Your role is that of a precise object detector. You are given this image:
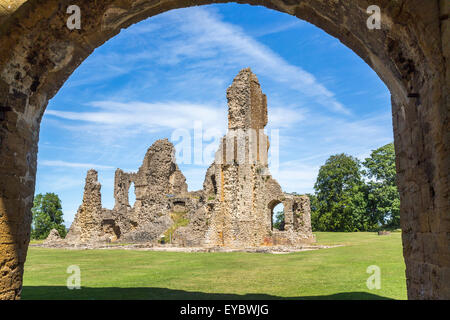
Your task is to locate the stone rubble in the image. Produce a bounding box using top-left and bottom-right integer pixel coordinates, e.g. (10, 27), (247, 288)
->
(43, 228), (62, 245)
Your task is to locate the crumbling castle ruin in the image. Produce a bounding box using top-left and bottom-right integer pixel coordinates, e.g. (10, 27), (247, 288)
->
(63, 68), (314, 248)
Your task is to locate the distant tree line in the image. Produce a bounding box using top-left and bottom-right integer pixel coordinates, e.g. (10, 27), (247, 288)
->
(308, 143), (400, 232)
(31, 143), (400, 237)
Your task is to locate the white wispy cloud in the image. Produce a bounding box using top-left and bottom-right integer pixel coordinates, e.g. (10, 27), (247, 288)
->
(36, 174), (85, 193)
(267, 107), (307, 129)
(46, 101), (228, 132)
(151, 7), (349, 114)
(251, 20), (306, 37)
(40, 160), (114, 169)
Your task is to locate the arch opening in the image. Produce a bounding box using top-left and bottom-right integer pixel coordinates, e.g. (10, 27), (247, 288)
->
(128, 182), (136, 208)
(271, 202), (285, 231)
(0, 0), (446, 301)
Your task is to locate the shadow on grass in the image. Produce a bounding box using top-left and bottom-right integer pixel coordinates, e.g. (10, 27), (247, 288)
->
(22, 286), (393, 300)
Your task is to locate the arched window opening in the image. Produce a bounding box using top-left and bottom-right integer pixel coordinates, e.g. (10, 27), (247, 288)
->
(128, 182), (136, 207)
(272, 203), (285, 231)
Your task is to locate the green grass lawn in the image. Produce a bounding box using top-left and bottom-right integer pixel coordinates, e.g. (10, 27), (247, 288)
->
(22, 232), (407, 300)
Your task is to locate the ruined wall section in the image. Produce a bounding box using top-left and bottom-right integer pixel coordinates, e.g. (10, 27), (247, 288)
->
(171, 191), (211, 246)
(263, 178), (315, 245)
(292, 195), (313, 239)
(113, 169), (136, 211)
(108, 169), (136, 237)
(43, 228), (62, 245)
(65, 170), (105, 244)
(65, 139), (191, 244)
(119, 139), (189, 242)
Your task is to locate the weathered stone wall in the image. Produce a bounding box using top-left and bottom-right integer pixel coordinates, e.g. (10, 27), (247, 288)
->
(113, 169), (136, 211)
(292, 195), (313, 237)
(172, 192), (211, 246)
(65, 169), (105, 244)
(0, 0), (447, 300)
(120, 139), (188, 242)
(227, 68), (267, 131)
(73, 139), (190, 244)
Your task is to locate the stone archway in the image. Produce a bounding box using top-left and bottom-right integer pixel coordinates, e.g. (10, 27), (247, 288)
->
(0, 0), (448, 300)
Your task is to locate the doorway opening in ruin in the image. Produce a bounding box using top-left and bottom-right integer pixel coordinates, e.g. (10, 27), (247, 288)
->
(128, 183), (136, 208)
(173, 201), (186, 213)
(269, 201), (285, 231)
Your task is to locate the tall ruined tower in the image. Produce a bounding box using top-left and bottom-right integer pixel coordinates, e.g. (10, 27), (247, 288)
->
(66, 169), (105, 244)
(203, 69), (276, 247)
(201, 68), (314, 247)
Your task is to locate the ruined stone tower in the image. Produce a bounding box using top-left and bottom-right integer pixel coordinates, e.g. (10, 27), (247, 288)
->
(65, 169), (105, 243)
(199, 68), (314, 247)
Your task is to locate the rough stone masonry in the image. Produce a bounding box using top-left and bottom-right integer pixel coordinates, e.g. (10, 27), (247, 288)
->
(62, 68), (314, 248)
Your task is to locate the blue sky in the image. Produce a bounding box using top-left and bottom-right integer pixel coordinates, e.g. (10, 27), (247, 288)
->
(35, 4), (393, 227)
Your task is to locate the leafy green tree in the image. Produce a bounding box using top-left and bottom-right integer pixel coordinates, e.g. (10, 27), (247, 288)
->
(273, 211), (285, 230)
(363, 143), (400, 229)
(31, 193), (67, 239)
(307, 193), (320, 230)
(313, 154), (375, 231)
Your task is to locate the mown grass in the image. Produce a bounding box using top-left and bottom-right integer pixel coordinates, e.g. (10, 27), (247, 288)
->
(22, 232), (406, 300)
